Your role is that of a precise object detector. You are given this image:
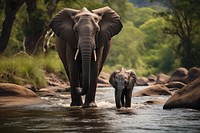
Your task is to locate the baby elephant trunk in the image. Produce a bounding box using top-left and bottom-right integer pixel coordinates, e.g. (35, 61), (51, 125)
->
(115, 82), (125, 109)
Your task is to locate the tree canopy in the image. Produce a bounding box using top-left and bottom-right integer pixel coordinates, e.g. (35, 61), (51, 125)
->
(158, 0), (200, 68)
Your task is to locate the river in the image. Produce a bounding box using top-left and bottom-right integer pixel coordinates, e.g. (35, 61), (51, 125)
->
(0, 86), (200, 133)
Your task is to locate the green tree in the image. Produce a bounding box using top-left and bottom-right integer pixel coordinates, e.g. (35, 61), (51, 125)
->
(159, 0), (200, 68)
(106, 21), (145, 69)
(140, 16), (180, 74)
(0, 0), (25, 53)
(102, 0), (129, 20)
(0, 0), (105, 55)
(23, 0), (47, 54)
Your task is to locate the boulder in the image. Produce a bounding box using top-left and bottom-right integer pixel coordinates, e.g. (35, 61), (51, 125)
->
(163, 77), (200, 110)
(37, 86), (68, 97)
(133, 84), (172, 97)
(156, 73), (170, 84)
(45, 72), (69, 88)
(165, 81), (186, 90)
(147, 74), (157, 83)
(144, 99), (167, 105)
(169, 67), (188, 83)
(185, 67), (200, 84)
(97, 72), (111, 87)
(0, 83), (46, 107)
(136, 77), (149, 86)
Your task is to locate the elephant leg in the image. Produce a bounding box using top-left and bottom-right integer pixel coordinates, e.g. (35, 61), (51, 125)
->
(125, 88), (133, 108)
(68, 50), (83, 106)
(82, 85), (97, 108)
(121, 89), (125, 107)
(70, 73), (83, 106)
(70, 77), (83, 106)
(55, 38), (82, 106)
(70, 88), (83, 106)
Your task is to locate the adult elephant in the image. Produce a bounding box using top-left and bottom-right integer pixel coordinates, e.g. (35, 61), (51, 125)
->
(49, 7), (123, 108)
(109, 68), (136, 109)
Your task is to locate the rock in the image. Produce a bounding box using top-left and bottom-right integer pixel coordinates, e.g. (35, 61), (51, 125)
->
(133, 84), (172, 97)
(39, 86), (68, 92)
(0, 83), (38, 97)
(163, 77), (200, 110)
(136, 77), (149, 86)
(45, 72), (69, 88)
(24, 84), (37, 92)
(97, 83), (111, 88)
(0, 83), (46, 107)
(97, 72), (111, 87)
(37, 90), (60, 97)
(147, 74), (157, 83)
(144, 99), (167, 105)
(99, 72), (110, 80)
(185, 67), (200, 84)
(169, 67), (188, 83)
(37, 86), (69, 97)
(165, 81), (186, 89)
(97, 77), (109, 84)
(156, 73), (170, 84)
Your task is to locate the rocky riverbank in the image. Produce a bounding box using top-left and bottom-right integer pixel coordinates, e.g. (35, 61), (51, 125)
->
(0, 67), (200, 110)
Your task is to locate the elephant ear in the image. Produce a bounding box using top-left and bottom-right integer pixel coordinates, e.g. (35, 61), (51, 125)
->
(127, 70), (137, 89)
(49, 8), (79, 48)
(109, 71), (117, 89)
(92, 6), (123, 47)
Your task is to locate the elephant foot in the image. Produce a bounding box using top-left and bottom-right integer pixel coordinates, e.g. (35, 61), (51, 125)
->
(70, 102), (83, 107)
(82, 102), (97, 108)
(70, 98), (83, 107)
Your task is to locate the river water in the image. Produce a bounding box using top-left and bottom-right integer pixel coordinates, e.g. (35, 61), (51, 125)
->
(0, 86), (200, 133)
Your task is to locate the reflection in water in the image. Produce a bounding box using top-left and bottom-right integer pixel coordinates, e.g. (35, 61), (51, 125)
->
(0, 107), (116, 133)
(0, 87), (200, 133)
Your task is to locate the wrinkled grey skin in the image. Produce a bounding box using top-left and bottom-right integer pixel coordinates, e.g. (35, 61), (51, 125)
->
(109, 68), (136, 109)
(49, 7), (122, 108)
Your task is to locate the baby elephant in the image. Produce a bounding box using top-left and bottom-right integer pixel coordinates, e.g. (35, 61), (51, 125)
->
(109, 68), (136, 109)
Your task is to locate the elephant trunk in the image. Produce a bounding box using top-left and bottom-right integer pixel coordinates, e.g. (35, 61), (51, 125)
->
(115, 87), (123, 109)
(79, 44), (92, 95)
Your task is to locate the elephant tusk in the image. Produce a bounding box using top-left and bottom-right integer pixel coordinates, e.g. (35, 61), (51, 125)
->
(74, 49), (79, 60)
(93, 50), (97, 61)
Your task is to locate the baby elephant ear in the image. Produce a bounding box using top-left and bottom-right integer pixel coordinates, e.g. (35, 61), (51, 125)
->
(49, 8), (79, 46)
(92, 6), (123, 46)
(127, 71), (137, 89)
(109, 71), (117, 88)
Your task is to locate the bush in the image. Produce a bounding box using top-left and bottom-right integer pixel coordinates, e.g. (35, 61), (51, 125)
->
(0, 51), (66, 88)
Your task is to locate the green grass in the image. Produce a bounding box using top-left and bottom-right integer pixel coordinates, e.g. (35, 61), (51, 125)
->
(0, 51), (66, 88)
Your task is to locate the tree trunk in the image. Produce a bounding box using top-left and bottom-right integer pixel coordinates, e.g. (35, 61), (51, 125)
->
(24, 0), (58, 55)
(0, 0), (25, 53)
(24, 0), (44, 55)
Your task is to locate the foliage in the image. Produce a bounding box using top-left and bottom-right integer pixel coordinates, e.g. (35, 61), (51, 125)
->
(102, 0), (128, 20)
(129, 0), (163, 7)
(0, 51), (66, 88)
(123, 2), (156, 27)
(106, 21), (145, 69)
(158, 0), (200, 68)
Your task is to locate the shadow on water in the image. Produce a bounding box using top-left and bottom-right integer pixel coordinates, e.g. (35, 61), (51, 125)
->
(0, 87), (200, 133)
(0, 106), (118, 133)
